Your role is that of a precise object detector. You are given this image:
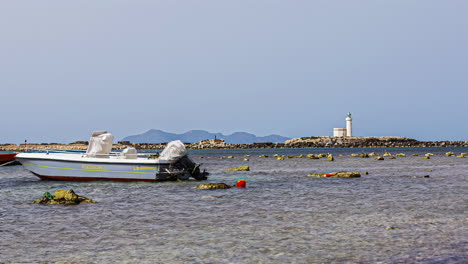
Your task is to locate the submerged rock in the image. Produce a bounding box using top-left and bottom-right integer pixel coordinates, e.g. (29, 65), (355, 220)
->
(222, 166), (250, 171)
(33, 189), (96, 205)
(201, 195), (219, 198)
(307, 172), (361, 178)
(193, 183), (233, 189)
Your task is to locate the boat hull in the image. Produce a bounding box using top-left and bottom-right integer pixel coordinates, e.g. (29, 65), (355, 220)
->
(16, 153), (192, 182)
(31, 172), (158, 182)
(0, 153), (19, 166)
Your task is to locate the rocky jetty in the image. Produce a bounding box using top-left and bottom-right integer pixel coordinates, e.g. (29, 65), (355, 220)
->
(3, 136), (468, 151)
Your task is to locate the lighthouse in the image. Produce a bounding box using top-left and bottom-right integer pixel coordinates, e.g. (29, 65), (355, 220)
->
(333, 112), (354, 137)
(346, 112), (352, 137)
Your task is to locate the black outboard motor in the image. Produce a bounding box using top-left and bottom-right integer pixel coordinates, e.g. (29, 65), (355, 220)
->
(157, 140), (209, 181)
(171, 155), (209, 180)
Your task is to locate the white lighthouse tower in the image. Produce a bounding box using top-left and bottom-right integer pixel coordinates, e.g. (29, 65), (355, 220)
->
(346, 112), (352, 137)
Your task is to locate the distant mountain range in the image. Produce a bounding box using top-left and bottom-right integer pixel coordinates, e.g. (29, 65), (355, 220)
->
(121, 129), (291, 144)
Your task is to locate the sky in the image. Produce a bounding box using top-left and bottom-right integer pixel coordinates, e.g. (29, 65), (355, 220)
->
(1, 1), (467, 143)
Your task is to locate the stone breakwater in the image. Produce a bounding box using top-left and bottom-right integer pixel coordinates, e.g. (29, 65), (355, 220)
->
(2, 137), (468, 151)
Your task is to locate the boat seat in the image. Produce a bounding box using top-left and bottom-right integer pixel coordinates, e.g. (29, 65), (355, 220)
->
(120, 147), (138, 159)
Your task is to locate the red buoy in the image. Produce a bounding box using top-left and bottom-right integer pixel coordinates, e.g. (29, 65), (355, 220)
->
(236, 179), (246, 188)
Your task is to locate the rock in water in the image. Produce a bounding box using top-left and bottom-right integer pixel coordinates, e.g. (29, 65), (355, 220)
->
(327, 154), (334, 161)
(53, 189), (67, 199)
(375, 156), (384, 160)
(307, 172), (361, 178)
(222, 166), (250, 171)
(193, 183), (234, 189)
(33, 189), (96, 205)
(64, 189), (79, 201)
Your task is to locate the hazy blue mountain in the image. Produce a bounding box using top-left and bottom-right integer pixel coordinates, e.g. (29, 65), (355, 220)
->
(122, 129), (290, 144)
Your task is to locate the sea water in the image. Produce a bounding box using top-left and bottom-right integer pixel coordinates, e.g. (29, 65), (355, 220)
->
(0, 147), (467, 263)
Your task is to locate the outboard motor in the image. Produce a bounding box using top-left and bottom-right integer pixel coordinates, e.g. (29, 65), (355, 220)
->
(157, 140), (209, 180)
(170, 155), (209, 180)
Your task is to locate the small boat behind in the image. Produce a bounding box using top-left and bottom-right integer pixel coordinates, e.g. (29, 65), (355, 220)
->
(0, 152), (19, 166)
(15, 131), (208, 182)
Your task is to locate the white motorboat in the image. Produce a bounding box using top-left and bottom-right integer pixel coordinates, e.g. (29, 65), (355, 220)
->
(15, 131), (208, 182)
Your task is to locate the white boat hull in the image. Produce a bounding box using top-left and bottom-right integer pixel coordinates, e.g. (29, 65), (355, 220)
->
(15, 153), (203, 182)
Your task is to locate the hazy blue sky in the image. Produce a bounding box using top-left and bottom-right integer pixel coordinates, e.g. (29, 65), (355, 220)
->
(1, 1), (467, 143)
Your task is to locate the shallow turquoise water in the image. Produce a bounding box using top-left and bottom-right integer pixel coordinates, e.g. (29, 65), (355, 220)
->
(0, 147), (467, 263)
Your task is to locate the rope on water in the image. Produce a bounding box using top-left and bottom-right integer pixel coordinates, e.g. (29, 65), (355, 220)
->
(0, 160), (16, 167)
